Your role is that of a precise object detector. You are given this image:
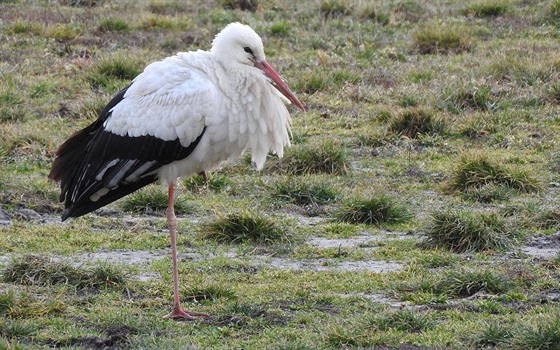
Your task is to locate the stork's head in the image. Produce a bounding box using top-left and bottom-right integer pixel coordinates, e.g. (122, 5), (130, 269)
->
(211, 22), (305, 111)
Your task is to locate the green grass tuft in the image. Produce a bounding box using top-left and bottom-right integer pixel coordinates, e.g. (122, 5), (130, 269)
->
(0, 289), (65, 319)
(372, 309), (434, 332)
(87, 263), (128, 289)
(548, 82), (560, 103)
(0, 290), (16, 316)
(414, 21), (473, 54)
(534, 209), (560, 230)
(204, 210), (291, 244)
(271, 176), (338, 206)
(96, 59), (142, 80)
(98, 18), (129, 32)
(358, 4), (390, 25)
(463, 0), (510, 17)
(139, 16), (178, 30)
(7, 20), (42, 35)
(414, 252), (459, 268)
(548, 0), (560, 23)
(266, 140), (348, 175)
(0, 89), (25, 122)
(388, 107), (446, 138)
(147, 1), (187, 15)
(29, 81), (57, 99)
(45, 23), (81, 41)
(87, 55), (143, 89)
(461, 183), (514, 203)
(510, 312), (560, 349)
(1, 255), (127, 290)
(447, 155), (541, 194)
(120, 185), (194, 215)
(320, 0), (352, 18)
(335, 194), (412, 226)
(294, 72), (328, 94)
(270, 21), (291, 37)
(440, 84), (503, 113)
(0, 90), (24, 108)
(294, 69), (360, 94)
(437, 269), (512, 297)
(424, 209), (517, 252)
(59, 0), (104, 7)
(2, 255), (80, 286)
(220, 0), (259, 11)
(473, 322), (513, 347)
(0, 319), (37, 339)
(183, 284), (237, 303)
(183, 173), (232, 193)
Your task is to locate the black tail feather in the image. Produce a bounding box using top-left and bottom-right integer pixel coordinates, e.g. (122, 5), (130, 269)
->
(61, 175), (158, 221)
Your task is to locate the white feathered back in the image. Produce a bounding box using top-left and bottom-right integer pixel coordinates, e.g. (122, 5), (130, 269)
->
(105, 23), (294, 182)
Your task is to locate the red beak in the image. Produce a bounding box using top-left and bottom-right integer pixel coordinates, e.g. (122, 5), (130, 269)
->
(256, 60), (306, 111)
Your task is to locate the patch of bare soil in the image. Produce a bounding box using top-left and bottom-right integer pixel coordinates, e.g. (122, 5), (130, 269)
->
(202, 308), (290, 328)
(74, 249), (166, 266)
(252, 256), (404, 273)
(307, 230), (413, 249)
(1, 208), (408, 275)
(45, 324), (137, 349)
(520, 232), (560, 259)
(337, 292), (407, 308)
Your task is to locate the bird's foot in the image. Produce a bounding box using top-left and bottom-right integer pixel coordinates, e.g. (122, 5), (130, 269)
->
(163, 306), (209, 321)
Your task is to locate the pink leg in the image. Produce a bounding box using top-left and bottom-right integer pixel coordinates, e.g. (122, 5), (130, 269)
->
(163, 183), (208, 320)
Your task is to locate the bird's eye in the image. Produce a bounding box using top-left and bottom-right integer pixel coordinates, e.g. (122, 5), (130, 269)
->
(243, 46), (254, 56)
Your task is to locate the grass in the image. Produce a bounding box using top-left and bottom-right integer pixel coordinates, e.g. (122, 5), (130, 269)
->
(413, 21), (473, 54)
(335, 194), (412, 226)
(373, 309), (434, 332)
(265, 140), (348, 175)
(463, 1), (510, 17)
(437, 269), (512, 297)
(183, 173), (232, 193)
(388, 107), (446, 138)
(98, 18), (129, 33)
(0, 319), (37, 340)
(270, 176), (338, 206)
(220, 0), (259, 11)
(320, 0), (352, 18)
(440, 84), (503, 113)
(1, 0), (560, 348)
(510, 312), (560, 349)
(447, 154), (542, 194)
(270, 21), (290, 37)
(461, 183), (514, 203)
(424, 209), (518, 252)
(473, 321), (513, 346)
(203, 210), (292, 244)
(534, 209), (560, 230)
(2, 255), (127, 290)
(550, 1), (560, 23)
(87, 54), (144, 90)
(120, 185), (194, 215)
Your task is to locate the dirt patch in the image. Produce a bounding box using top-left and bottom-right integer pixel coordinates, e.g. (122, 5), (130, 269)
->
(202, 308), (290, 328)
(519, 232), (560, 259)
(253, 256), (404, 273)
(308, 231), (412, 249)
(69, 230), (408, 275)
(46, 324), (137, 349)
(337, 292), (408, 308)
(74, 249), (167, 266)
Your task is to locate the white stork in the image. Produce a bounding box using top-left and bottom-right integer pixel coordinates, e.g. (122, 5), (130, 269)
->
(48, 22), (305, 320)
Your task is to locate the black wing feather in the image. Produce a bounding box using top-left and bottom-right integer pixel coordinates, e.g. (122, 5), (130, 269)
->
(49, 85), (206, 221)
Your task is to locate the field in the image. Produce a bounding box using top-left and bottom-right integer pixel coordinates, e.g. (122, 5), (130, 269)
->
(1, 0), (560, 348)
